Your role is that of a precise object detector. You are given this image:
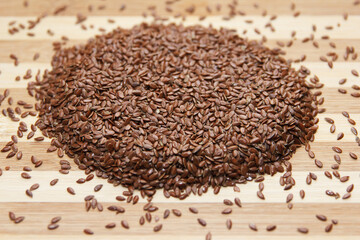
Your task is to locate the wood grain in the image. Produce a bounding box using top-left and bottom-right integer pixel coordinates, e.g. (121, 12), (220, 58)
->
(0, 0), (360, 239)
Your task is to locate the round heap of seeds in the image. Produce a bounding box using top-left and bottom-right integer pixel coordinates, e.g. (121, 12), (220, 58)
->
(33, 23), (319, 198)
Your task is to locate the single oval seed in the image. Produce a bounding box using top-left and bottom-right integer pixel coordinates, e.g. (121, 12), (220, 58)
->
(121, 220), (129, 229)
(189, 207), (198, 214)
(316, 214), (327, 221)
(226, 219), (232, 230)
(83, 228), (93, 235)
(221, 208), (232, 214)
(346, 184), (354, 192)
(48, 224), (59, 230)
(297, 227), (309, 234)
(197, 218), (207, 227)
(349, 152), (358, 159)
(67, 187), (75, 195)
(153, 223), (163, 232)
(266, 224), (276, 231)
(325, 223), (333, 232)
(249, 223), (258, 231)
(105, 223), (116, 228)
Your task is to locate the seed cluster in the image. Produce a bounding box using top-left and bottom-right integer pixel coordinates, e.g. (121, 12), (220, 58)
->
(32, 22), (319, 198)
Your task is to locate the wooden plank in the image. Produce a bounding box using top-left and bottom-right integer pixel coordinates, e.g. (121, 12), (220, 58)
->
(2, 16), (360, 41)
(0, 0), (359, 16)
(0, 203), (359, 238)
(1, 39), (360, 63)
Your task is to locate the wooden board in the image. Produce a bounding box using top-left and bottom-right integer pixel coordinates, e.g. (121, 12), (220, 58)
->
(0, 0), (360, 239)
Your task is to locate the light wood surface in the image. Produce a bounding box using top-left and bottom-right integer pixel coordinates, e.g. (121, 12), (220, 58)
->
(0, 0), (360, 239)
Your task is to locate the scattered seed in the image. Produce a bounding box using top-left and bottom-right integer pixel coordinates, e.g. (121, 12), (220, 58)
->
(121, 220), (129, 229)
(266, 225), (277, 231)
(153, 223), (163, 232)
(342, 192), (351, 199)
(67, 187), (75, 195)
(249, 223), (258, 231)
(297, 227), (309, 234)
(222, 208), (232, 214)
(51, 216), (61, 224)
(316, 214), (327, 221)
(198, 218), (207, 227)
(225, 219), (232, 230)
(83, 228), (93, 235)
(105, 223), (116, 229)
(325, 224), (333, 232)
(94, 184), (103, 192)
(50, 179), (59, 186)
(189, 207), (198, 214)
(234, 197), (242, 208)
(48, 224), (59, 230)
(300, 190), (305, 199)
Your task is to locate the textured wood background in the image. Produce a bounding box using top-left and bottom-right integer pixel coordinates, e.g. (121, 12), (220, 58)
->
(0, 0), (360, 239)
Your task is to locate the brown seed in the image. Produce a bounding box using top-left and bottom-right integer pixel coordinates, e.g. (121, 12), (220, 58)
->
(21, 172), (31, 179)
(266, 224), (276, 231)
(314, 159), (323, 168)
(342, 192), (351, 199)
(249, 223), (258, 231)
(83, 228), (93, 235)
(350, 151), (358, 159)
(348, 118), (356, 125)
(351, 69), (359, 77)
(14, 216), (25, 224)
(9, 212), (16, 221)
(339, 78), (346, 85)
(51, 216), (61, 224)
(224, 219), (232, 230)
(50, 179), (59, 186)
(121, 220), (129, 229)
(206, 232), (212, 240)
(234, 197), (242, 207)
(324, 171), (332, 179)
(297, 227), (309, 234)
(30, 183), (39, 191)
(299, 190), (305, 199)
(25, 189), (33, 197)
(330, 124), (336, 133)
(105, 223), (116, 228)
(172, 209), (182, 217)
(48, 224), (59, 230)
(325, 224), (333, 232)
(257, 191), (265, 200)
(346, 184), (354, 192)
(351, 127), (358, 136)
(342, 111), (350, 118)
(223, 199), (233, 206)
(94, 184), (103, 192)
(324, 117), (334, 124)
(316, 214), (327, 221)
(334, 154), (341, 164)
(286, 193), (293, 203)
(332, 146), (342, 153)
(189, 207), (198, 214)
(308, 150), (315, 158)
(34, 136), (44, 141)
(153, 223), (163, 232)
(337, 132), (344, 140)
(116, 196), (125, 201)
(340, 176), (349, 182)
(67, 187), (75, 195)
(197, 218), (207, 227)
(139, 216), (145, 225)
(222, 208), (232, 214)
